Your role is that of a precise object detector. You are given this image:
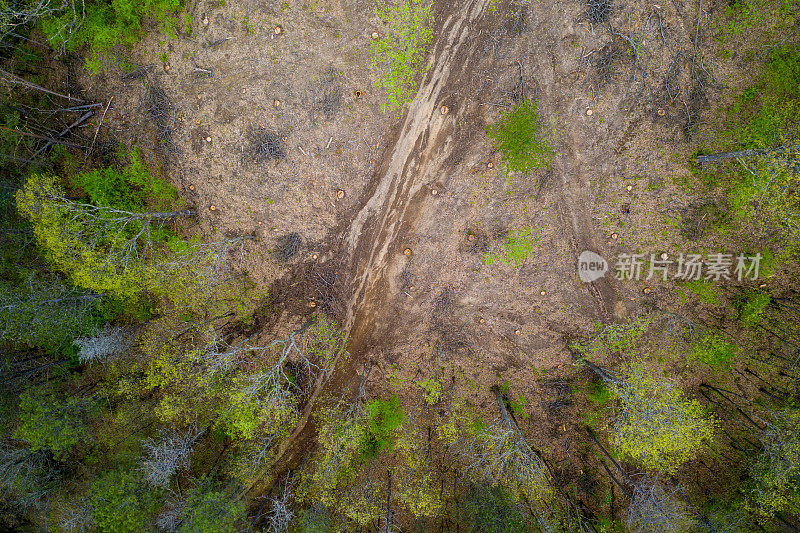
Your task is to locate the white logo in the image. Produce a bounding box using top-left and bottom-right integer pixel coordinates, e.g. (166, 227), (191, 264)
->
(578, 251), (608, 282)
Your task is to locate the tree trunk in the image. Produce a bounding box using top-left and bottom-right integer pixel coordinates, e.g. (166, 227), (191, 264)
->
(582, 359), (619, 386)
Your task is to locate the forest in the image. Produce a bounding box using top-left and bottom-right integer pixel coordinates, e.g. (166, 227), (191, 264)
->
(1, 0), (800, 531)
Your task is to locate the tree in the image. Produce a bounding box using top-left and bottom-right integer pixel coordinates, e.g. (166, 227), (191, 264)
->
(177, 481), (246, 533)
(451, 387), (554, 518)
(363, 395), (405, 458)
(394, 426), (444, 519)
(585, 358), (717, 474)
(747, 407), (800, 522)
(13, 388), (93, 458)
(89, 469), (162, 533)
(298, 366), (398, 526)
(54, 497), (94, 533)
(589, 429), (708, 533)
(0, 272), (100, 350)
(463, 485), (533, 533)
(0, 443), (59, 510)
(16, 173), (194, 300)
(625, 475), (699, 533)
(300, 398), (369, 512)
(38, 0), (184, 72)
(140, 426), (203, 488)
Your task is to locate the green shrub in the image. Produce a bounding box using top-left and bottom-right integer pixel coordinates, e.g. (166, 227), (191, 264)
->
(484, 228), (541, 267)
(40, 0), (183, 72)
(370, 0), (434, 111)
(690, 333), (737, 369)
(738, 290), (771, 328)
(70, 147), (178, 210)
(363, 394), (405, 457)
(486, 99), (554, 174)
(418, 378), (442, 405)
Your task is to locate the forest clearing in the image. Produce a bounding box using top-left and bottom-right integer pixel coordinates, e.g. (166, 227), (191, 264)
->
(2, 0), (800, 531)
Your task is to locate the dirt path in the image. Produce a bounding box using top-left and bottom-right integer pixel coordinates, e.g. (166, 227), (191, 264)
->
(341, 0), (489, 349)
(341, 1), (622, 365)
(556, 140), (621, 321)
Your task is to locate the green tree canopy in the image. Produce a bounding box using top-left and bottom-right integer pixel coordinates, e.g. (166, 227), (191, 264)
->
(607, 360), (717, 474)
(178, 482), (246, 533)
(748, 407), (800, 521)
(13, 388), (92, 458)
(90, 469), (162, 533)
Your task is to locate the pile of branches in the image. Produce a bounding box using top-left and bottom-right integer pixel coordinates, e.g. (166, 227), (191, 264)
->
(587, 0), (612, 24)
(430, 286), (470, 352)
(245, 126), (285, 163)
(275, 232), (302, 262)
(140, 81), (179, 156)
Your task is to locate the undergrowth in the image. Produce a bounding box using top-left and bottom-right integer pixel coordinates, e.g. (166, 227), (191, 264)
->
(70, 147), (178, 211)
(718, 0), (798, 47)
(370, 0), (433, 111)
(486, 99), (554, 174)
(39, 0), (184, 72)
(729, 45), (800, 149)
(737, 291), (771, 328)
(697, 45), (800, 255)
(684, 280), (723, 306)
(484, 228), (540, 267)
(362, 395), (405, 458)
(689, 333), (737, 369)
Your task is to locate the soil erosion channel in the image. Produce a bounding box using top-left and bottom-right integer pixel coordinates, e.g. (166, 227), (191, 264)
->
(342, 0), (618, 357)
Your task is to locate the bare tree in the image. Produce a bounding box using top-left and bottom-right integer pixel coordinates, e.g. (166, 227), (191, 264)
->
(155, 491), (186, 532)
(74, 325), (135, 363)
(266, 475), (294, 533)
(626, 475), (698, 533)
(0, 444), (59, 510)
(140, 427), (203, 488)
(452, 387), (554, 523)
(56, 499), (94, 532)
